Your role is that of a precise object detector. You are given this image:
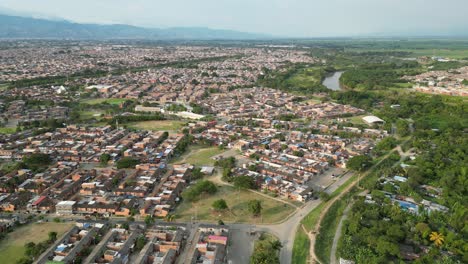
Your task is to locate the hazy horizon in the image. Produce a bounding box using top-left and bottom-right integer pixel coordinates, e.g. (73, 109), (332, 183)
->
(1, 0), (467, 37)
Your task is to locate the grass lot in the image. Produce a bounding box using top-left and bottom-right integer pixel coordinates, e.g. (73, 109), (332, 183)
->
(82, 98), (129, 105)
(292, 173), (356, 262)
(174, 185), (295, 224)
(301, 202), (326, 232)
(403, 49), (468, 59)
(315, 198), (348, 264)
(292, 227), (310, 264)
(128, 120), (185, 132)
(286, 67), (324, 89)
(0, 127), (16, 134)
(0, 222), (74, 263)
(0, 83), (9, 91)
(79, 110), (105, 120)
(347, 115), (367, 125)
(172, 145), (224, 166)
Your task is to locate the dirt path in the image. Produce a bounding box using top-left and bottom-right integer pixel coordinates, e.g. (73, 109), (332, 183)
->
(209, 169), (299, 209)
(330, 202), (352, 264)
(307, 142), (409, 263)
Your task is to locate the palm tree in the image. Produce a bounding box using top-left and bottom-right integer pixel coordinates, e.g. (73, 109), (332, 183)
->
(165, 214), (175, 222)
(429, 231), (444, 247)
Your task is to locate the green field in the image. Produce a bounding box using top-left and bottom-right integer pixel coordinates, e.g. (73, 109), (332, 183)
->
(287, 67), (323, 88)
(292, 227), (310, 264)
(82, 98), (129, 105)
(172, 145), (224, 166)
(315, 198), (348, 264)
(0, 222), (74, 263)
(128, 120), (185, 132)
(79, 110), (105, 120)
(347, 115), (367, 125)
(0, 127), (16, 134)
(174, 184), (295, 224)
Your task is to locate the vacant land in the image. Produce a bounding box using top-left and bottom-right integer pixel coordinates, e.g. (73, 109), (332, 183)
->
(79, 110), (105, 120)
(347, 115), (367, 125)
(0, 127), (16, 134)
(172, 145), (224, 166)
(82, 98), (129, 105)
(128, 120), (185, 132)
(174, 184), (295, 224)
(0, 222), (74, 263)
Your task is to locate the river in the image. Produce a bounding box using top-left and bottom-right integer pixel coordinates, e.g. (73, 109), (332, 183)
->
(322, 71), (344, 91)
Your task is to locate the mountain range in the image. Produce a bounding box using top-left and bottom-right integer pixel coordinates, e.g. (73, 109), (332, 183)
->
(0, 14), (269, 40)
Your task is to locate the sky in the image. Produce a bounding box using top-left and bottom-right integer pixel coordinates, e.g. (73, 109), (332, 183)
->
(0, 0), (467, 37)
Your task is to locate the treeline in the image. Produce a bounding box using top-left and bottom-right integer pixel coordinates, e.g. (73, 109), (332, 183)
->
(257, 64), (331, 94)
(336, 99), (467, 263)
(340, 62), (420, 90)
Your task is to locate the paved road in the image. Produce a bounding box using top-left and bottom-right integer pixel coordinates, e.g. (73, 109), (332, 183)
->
(242, 171), (353, 264)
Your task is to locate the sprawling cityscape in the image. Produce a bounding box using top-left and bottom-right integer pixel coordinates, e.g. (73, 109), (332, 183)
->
(0, 1), (466, 264)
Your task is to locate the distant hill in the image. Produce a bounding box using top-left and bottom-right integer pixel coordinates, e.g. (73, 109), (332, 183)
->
(0, 14), (268, 40)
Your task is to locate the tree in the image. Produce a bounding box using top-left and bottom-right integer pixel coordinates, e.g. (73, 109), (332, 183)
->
(99, 153), (111, 165)
(212, 199), (228, 211)
(248, 200), (262, 216)
(191, 168), (204, 181)
(116, 157), (140, 169)
(144, 215), (155, 226)
(319, 192), (331, 201)
(429, 231), (444, 247)
(270, 240), (283, 251)
(218, 219), (225, 225)
(48, 231), (57, 243)
(182, 180), (218, 202)
(396, 119), (410, 136)
(24, 242), (36, 257)
(135, 235), (146, 251)
(233, 176), (256, 189)
(346, 155), (372, 171)
(16, 257), (33, 264)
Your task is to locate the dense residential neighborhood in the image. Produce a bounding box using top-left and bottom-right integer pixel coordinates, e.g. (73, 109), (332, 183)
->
(0, 36), (466, 264)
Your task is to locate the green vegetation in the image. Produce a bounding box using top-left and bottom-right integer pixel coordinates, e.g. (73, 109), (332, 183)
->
(250, 233), (282, 264)
(315, 195), (350, 264)
(346, 155), (372, 172)
(212, 199), (228, 211)
(172, 145), (224, 166)
(215, 157), (236, 182)
(82, 98), (129, 105)
(247, 199), (263, 216)
(22, 153), (53, 172)
(181, 180), (217, 202)
(292, 227), (310, 264)
(232, 175), (256, 189)
(0, 222), (73, 264)
(166, 104), (187, 112)
(99, 153), (111, 165)
(0, 127), (16, 134)
(110, 114), (165, 124)
(340, 62), (420, 90)
(128, 120), (185, 132)
(116, 157), (140, 169)
(257, 64), (331, 94)
(373, 137), (398, 156)
(301, 202), (326, 231)
(174, 185), (294, 223)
